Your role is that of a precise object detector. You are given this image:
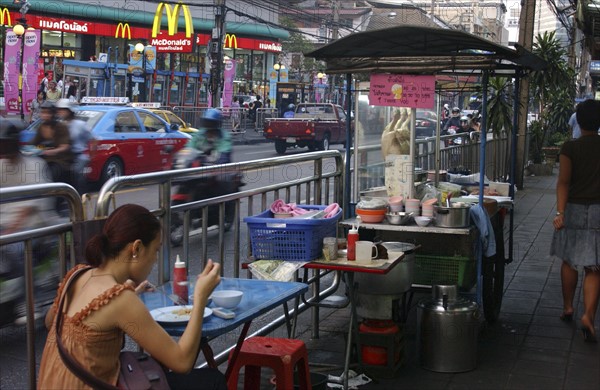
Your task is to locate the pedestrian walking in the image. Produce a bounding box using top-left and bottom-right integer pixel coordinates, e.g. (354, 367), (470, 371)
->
(550, 98), (600, 342)
(568, 111), (581, 139)
(29, 90), (46, 123)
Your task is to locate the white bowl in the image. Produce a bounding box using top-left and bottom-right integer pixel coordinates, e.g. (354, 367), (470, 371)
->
(211, 290), (243, 309)
(414, 216), (432, 227)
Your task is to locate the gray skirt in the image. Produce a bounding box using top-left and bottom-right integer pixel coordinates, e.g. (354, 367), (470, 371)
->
(550, 203), (600, 268)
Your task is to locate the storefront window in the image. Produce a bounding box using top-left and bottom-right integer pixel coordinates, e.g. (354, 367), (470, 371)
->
(252, 53), (264, 81)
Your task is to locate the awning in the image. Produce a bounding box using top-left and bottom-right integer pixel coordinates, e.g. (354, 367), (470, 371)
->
(306, 25), (546, 74)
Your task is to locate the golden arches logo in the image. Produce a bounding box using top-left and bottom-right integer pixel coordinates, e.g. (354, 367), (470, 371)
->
(224, 34), (237, 49)
(0, 8), (12, 27)
(115, 23), (131, 39)
(152, 2), (193, 38)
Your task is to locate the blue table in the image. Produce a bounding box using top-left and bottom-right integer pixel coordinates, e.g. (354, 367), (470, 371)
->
(141, 277), (308, 379)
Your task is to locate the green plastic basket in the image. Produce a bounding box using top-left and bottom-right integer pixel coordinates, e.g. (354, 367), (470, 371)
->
(413, 255), (476, 290)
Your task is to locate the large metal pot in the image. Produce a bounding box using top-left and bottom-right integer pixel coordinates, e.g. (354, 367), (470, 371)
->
(417, 285), (479, 372)
(433, 204), (470, 228)
(355, 242), (416, 295)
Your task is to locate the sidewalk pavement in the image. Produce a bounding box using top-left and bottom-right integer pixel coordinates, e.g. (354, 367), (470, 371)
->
(2, 171), (599, 389)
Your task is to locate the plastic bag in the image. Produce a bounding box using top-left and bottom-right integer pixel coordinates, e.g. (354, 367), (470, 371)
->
(248, 260), (306, 282)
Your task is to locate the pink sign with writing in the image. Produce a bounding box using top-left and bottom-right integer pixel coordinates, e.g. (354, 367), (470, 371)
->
(3, 29), (41, 116)
(368, 74), (435, 109)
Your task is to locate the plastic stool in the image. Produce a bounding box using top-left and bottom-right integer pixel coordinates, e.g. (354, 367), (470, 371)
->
(227, 336), (312, 390)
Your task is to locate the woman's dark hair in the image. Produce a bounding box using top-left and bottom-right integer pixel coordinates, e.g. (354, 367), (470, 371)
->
(576, 99), (600, 132)
(85, 204), (161, 267)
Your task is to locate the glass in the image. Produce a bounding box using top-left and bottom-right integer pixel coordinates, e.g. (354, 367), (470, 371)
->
(115, 111), (140, 132)
(138, 112), (167, 132)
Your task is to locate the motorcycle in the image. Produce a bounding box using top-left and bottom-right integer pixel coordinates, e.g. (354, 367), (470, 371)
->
(170, 148), (244, 247)
(0, 237), (60, 327)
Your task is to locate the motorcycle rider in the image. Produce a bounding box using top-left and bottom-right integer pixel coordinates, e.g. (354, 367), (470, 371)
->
(442, 107), (461, 134)
(283, 103), (295, 118)
(0, 119), (59, 325)
(187, 108), (232, 164)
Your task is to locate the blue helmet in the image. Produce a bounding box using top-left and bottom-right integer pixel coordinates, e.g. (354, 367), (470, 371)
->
(202, 109), (222, 130)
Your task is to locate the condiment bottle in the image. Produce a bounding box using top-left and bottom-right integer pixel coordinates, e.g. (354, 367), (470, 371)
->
(347, 224), (359, 261)
(173, 255), (188, 303)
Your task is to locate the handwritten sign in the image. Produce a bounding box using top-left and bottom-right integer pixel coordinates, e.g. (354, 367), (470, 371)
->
(368, 74), (435, 109)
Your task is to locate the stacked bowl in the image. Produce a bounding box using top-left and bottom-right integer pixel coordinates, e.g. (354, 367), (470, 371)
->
(356, 198), (388, 223)
(405, 198), (420, 216)
(421, 198), (437, 218)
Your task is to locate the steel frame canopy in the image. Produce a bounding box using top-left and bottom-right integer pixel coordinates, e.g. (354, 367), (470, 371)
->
(306, 25), (546, 331)
(306, 25), (546, 75)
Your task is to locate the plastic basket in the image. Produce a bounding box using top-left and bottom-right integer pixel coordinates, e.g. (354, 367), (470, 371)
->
(413, 254), (476, 290)
(244, 205), (342, 261)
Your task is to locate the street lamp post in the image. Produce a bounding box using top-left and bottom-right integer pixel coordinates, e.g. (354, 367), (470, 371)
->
(135, 42), (148, 102)
(13, 22), (27, 121)
(273, 61), (285, 82)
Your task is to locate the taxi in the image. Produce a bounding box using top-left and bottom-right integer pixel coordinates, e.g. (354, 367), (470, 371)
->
(150, 109), (199, 134)
(21, 98), (191, 184)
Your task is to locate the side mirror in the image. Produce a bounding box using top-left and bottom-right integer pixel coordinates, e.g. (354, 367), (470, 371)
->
(170, 123), (180, 131)
(187, 122), (192, 127)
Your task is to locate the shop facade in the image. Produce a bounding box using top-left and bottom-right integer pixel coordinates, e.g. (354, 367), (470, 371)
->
(0, 0), (286, 112)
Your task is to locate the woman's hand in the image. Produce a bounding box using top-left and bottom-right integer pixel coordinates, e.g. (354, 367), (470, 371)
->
(125, 279), (151, 295)
(193, 259), (221, 305)
(553, 214), (565, 230)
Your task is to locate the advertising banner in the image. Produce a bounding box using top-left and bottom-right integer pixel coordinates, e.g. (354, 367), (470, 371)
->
(23, 30), (42, 116)
(128, 45), (157, 71)
(369, 74), (435, 109)
(222, 59), (236, 107)
(3, 30), (20, 114)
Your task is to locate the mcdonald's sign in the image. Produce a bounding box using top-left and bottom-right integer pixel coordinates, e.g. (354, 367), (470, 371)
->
(224, 34), (237, 49)
(115, 22), (131, 39)
(152, 2), (193, 38)
(0, 8), (12, 27)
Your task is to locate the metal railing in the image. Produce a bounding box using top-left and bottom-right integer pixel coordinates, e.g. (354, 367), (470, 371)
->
(171, 105), (279, 135)
(0, 183), (83, 390)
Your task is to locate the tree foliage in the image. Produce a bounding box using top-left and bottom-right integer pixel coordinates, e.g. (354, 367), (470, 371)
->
(486, 77), (514, 138)
(528, 31), (576, 162)
(279, 17), (323, 83)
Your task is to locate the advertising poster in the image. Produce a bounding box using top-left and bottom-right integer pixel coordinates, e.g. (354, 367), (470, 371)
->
(3, 30), (20, 114)
(369, 74), (435, 109)
(222, 59), (236, 107)
(23, 30), (42, 116)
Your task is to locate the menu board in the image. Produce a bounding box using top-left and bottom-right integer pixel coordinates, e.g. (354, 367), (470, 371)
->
(369, 74), (435, 109)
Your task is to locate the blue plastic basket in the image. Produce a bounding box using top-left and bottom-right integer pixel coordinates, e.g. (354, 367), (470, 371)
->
(244, 205), (342, 261)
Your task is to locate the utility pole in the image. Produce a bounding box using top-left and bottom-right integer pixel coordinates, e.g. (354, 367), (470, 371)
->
(515, 0), (536, 190)
(331, 0), (339, 103)
(211, 0), (226, 108)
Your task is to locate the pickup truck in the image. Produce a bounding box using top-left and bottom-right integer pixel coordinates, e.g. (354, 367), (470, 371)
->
(263, 103), (350, 155)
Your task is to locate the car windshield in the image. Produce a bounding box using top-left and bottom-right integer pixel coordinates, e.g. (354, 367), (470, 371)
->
(75, 110), (105, 129)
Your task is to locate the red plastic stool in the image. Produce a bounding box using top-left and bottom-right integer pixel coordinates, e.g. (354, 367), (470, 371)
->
(227, 336), (312, 390)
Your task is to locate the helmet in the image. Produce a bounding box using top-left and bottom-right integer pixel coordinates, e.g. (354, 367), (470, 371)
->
(287, 104), (295, 111)
(0, 118), (23, 141)
(443, 104), (449, 109)
(203, 108), (222, 122)
(201, 109), (222, 130)
(452, 107), (460, 113)
(460, 116), (469, 123)
(55, 98), (74, 110)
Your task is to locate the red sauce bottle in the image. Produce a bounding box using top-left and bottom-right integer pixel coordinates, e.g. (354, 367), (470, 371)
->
(347, 226), (359, 261)
(173, 255), (188, 304)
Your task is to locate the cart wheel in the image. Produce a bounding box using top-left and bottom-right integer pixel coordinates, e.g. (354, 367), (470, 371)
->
(482, 257), (505, 323)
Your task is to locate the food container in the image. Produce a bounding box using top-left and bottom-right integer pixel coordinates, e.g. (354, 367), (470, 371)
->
(433, 204), (471, 228)
(386, 212), (412, 225)
(356, 208), (386, 223)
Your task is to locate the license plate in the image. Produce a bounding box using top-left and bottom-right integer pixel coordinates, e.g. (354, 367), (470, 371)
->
(286, 137), (296, 143)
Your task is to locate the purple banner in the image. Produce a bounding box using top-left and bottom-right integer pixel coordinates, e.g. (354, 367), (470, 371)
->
(222, 59), (236, 107)
(3, 30), (20, 114)
(22, 30), (42, 116)
(2, 29), (41, 116)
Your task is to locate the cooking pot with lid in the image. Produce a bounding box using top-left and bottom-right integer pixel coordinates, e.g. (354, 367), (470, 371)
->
(433, 204), (470, 228)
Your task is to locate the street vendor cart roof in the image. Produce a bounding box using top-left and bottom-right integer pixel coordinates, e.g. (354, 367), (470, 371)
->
(306, 25), (545, 74)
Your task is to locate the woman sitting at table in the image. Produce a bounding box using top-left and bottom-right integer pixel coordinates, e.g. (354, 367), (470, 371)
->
(38, 204), (226, 390)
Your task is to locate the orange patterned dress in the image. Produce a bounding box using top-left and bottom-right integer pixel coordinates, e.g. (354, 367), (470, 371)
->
(38, 264), (134, 389)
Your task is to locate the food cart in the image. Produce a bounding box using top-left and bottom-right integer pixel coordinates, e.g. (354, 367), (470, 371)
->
(306, 26), (545, 322)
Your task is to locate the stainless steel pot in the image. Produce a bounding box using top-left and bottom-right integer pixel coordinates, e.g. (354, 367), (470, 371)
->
(354, 242), (416, 295)
(433, 204), (470, 228)
(417, 285), (480, 372)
